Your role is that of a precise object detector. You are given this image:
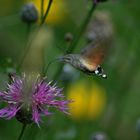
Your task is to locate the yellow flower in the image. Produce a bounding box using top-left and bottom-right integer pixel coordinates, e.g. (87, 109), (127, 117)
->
(0, 0), (14, 16)
(27, 0), (67, 25)
(67, 81), (106, 121)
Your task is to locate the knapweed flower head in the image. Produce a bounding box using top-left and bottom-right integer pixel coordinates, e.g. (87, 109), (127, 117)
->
(0, 73), (71, 126)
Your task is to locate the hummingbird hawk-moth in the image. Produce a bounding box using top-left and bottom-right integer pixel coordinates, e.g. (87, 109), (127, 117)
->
(59, 41), (107, 78)
(59, 12), (113, 79)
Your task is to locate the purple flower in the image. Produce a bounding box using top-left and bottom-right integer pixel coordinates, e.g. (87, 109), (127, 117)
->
(0, 74), (71, 126)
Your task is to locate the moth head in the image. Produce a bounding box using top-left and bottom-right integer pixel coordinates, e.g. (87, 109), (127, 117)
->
(59, 54), (74, 63)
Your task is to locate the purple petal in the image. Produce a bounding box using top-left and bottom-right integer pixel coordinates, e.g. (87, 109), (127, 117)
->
(0, 92), (5, 96)
(32, 105), (40, 126)
(0, 105), (20, 119)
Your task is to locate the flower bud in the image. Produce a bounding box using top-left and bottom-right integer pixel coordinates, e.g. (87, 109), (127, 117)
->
(21, 3), (38, 24)
(64, 33), (73, 42)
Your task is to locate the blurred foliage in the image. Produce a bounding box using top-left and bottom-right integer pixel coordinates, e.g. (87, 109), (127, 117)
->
(0, 0), (140, 140)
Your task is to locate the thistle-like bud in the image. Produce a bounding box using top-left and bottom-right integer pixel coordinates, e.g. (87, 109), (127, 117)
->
(64, 33), (73, 42)
(21, 3), (38, 24)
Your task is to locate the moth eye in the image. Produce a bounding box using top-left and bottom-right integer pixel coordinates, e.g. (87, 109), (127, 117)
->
(62, 55), (72, 62)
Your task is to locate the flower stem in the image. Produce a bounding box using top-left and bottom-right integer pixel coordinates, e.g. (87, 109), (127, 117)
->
(41, 0), (44, 21)
(40, 0), (53, 25)
(53, 4), (97, 80)
(16, 0), (53, 72)
(18, 124), (27, 140)
(66, 4), (97, 54)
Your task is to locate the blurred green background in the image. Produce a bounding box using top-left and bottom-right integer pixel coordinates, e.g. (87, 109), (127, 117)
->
(0, 0), (140, 140)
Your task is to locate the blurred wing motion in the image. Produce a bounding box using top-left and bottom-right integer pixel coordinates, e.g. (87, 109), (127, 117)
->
(80, 41), (107, 70)
(81, 11), (114, 71)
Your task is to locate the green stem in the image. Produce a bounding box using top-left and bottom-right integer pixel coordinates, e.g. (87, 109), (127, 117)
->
(17, 0), (53, 71)
(53, 4), (97, 80)
(66, 4), (97, 54)
(18, 124), (27, 140)
(40, 0), (53, 25)
(41, 0), (44, 21)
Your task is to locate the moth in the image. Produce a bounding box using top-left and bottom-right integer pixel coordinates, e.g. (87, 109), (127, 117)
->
(60, 12), (113, 79)
(59, 41), (107, 78)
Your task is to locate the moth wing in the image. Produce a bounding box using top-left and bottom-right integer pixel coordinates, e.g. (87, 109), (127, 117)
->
(80, 41), (107, 67)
